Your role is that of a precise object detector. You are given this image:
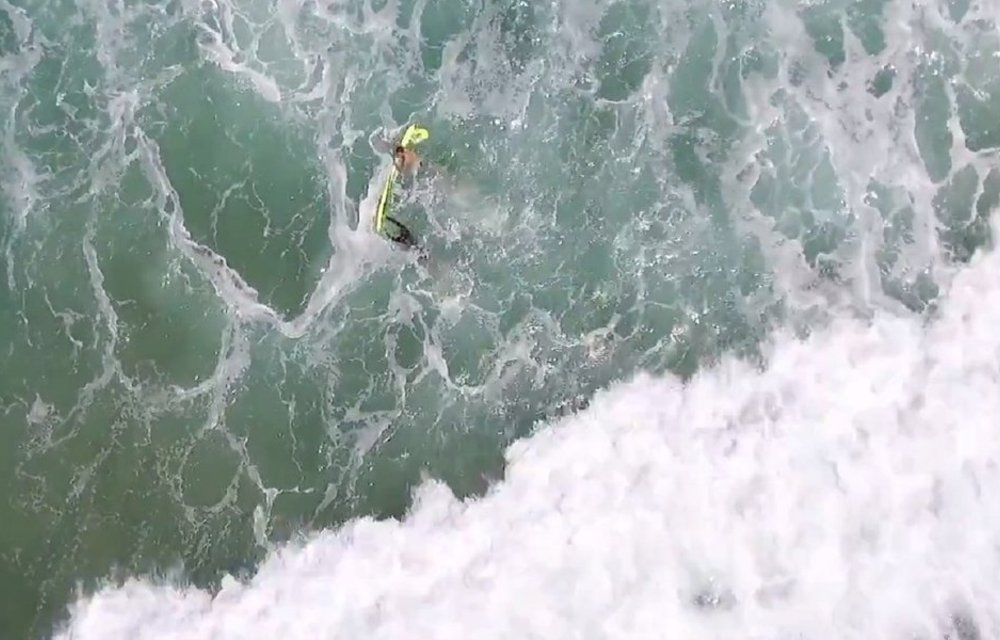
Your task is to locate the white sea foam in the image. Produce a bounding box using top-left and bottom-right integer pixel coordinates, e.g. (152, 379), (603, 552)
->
(53, 214), (1000, 640)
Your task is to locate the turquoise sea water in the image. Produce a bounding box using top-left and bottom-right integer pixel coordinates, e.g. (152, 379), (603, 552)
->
(3, 0), (1000, 637)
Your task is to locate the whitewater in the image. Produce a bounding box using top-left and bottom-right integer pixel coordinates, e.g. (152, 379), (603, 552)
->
(57, 217), (1000, 640)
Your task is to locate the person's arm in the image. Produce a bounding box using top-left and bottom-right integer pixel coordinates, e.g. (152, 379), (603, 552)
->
(371, 135), (393, 154)
(369, 126), (402, 155)
(422, 147), (460, 176)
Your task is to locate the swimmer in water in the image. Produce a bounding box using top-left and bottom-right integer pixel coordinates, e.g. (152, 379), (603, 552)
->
(382, 143), (422, 253)
(371, 125), (435, 260)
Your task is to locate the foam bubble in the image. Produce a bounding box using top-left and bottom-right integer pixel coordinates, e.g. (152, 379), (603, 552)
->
(54, 215), (1000, 640)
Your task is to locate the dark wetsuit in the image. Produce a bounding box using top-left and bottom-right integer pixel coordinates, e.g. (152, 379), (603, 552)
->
(384, 215), (417, 249)
(383, 215), (427, 262)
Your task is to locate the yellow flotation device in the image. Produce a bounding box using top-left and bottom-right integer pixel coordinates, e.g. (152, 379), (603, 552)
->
(374, 124), (430, 234)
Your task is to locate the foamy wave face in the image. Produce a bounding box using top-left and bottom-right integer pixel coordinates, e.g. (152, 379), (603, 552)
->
(55, 220), (1000, 640)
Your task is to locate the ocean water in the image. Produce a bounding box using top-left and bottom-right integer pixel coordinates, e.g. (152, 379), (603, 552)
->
(2, 0), (1000, 637)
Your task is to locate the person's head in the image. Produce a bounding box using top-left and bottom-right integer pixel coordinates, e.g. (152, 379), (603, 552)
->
(394, 145), (421, 173)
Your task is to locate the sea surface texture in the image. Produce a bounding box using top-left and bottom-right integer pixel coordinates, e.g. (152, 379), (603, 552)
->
(2, 0), (1000, 638)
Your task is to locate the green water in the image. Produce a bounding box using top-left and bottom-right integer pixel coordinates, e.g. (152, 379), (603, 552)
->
(1, 0), (998, 637)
